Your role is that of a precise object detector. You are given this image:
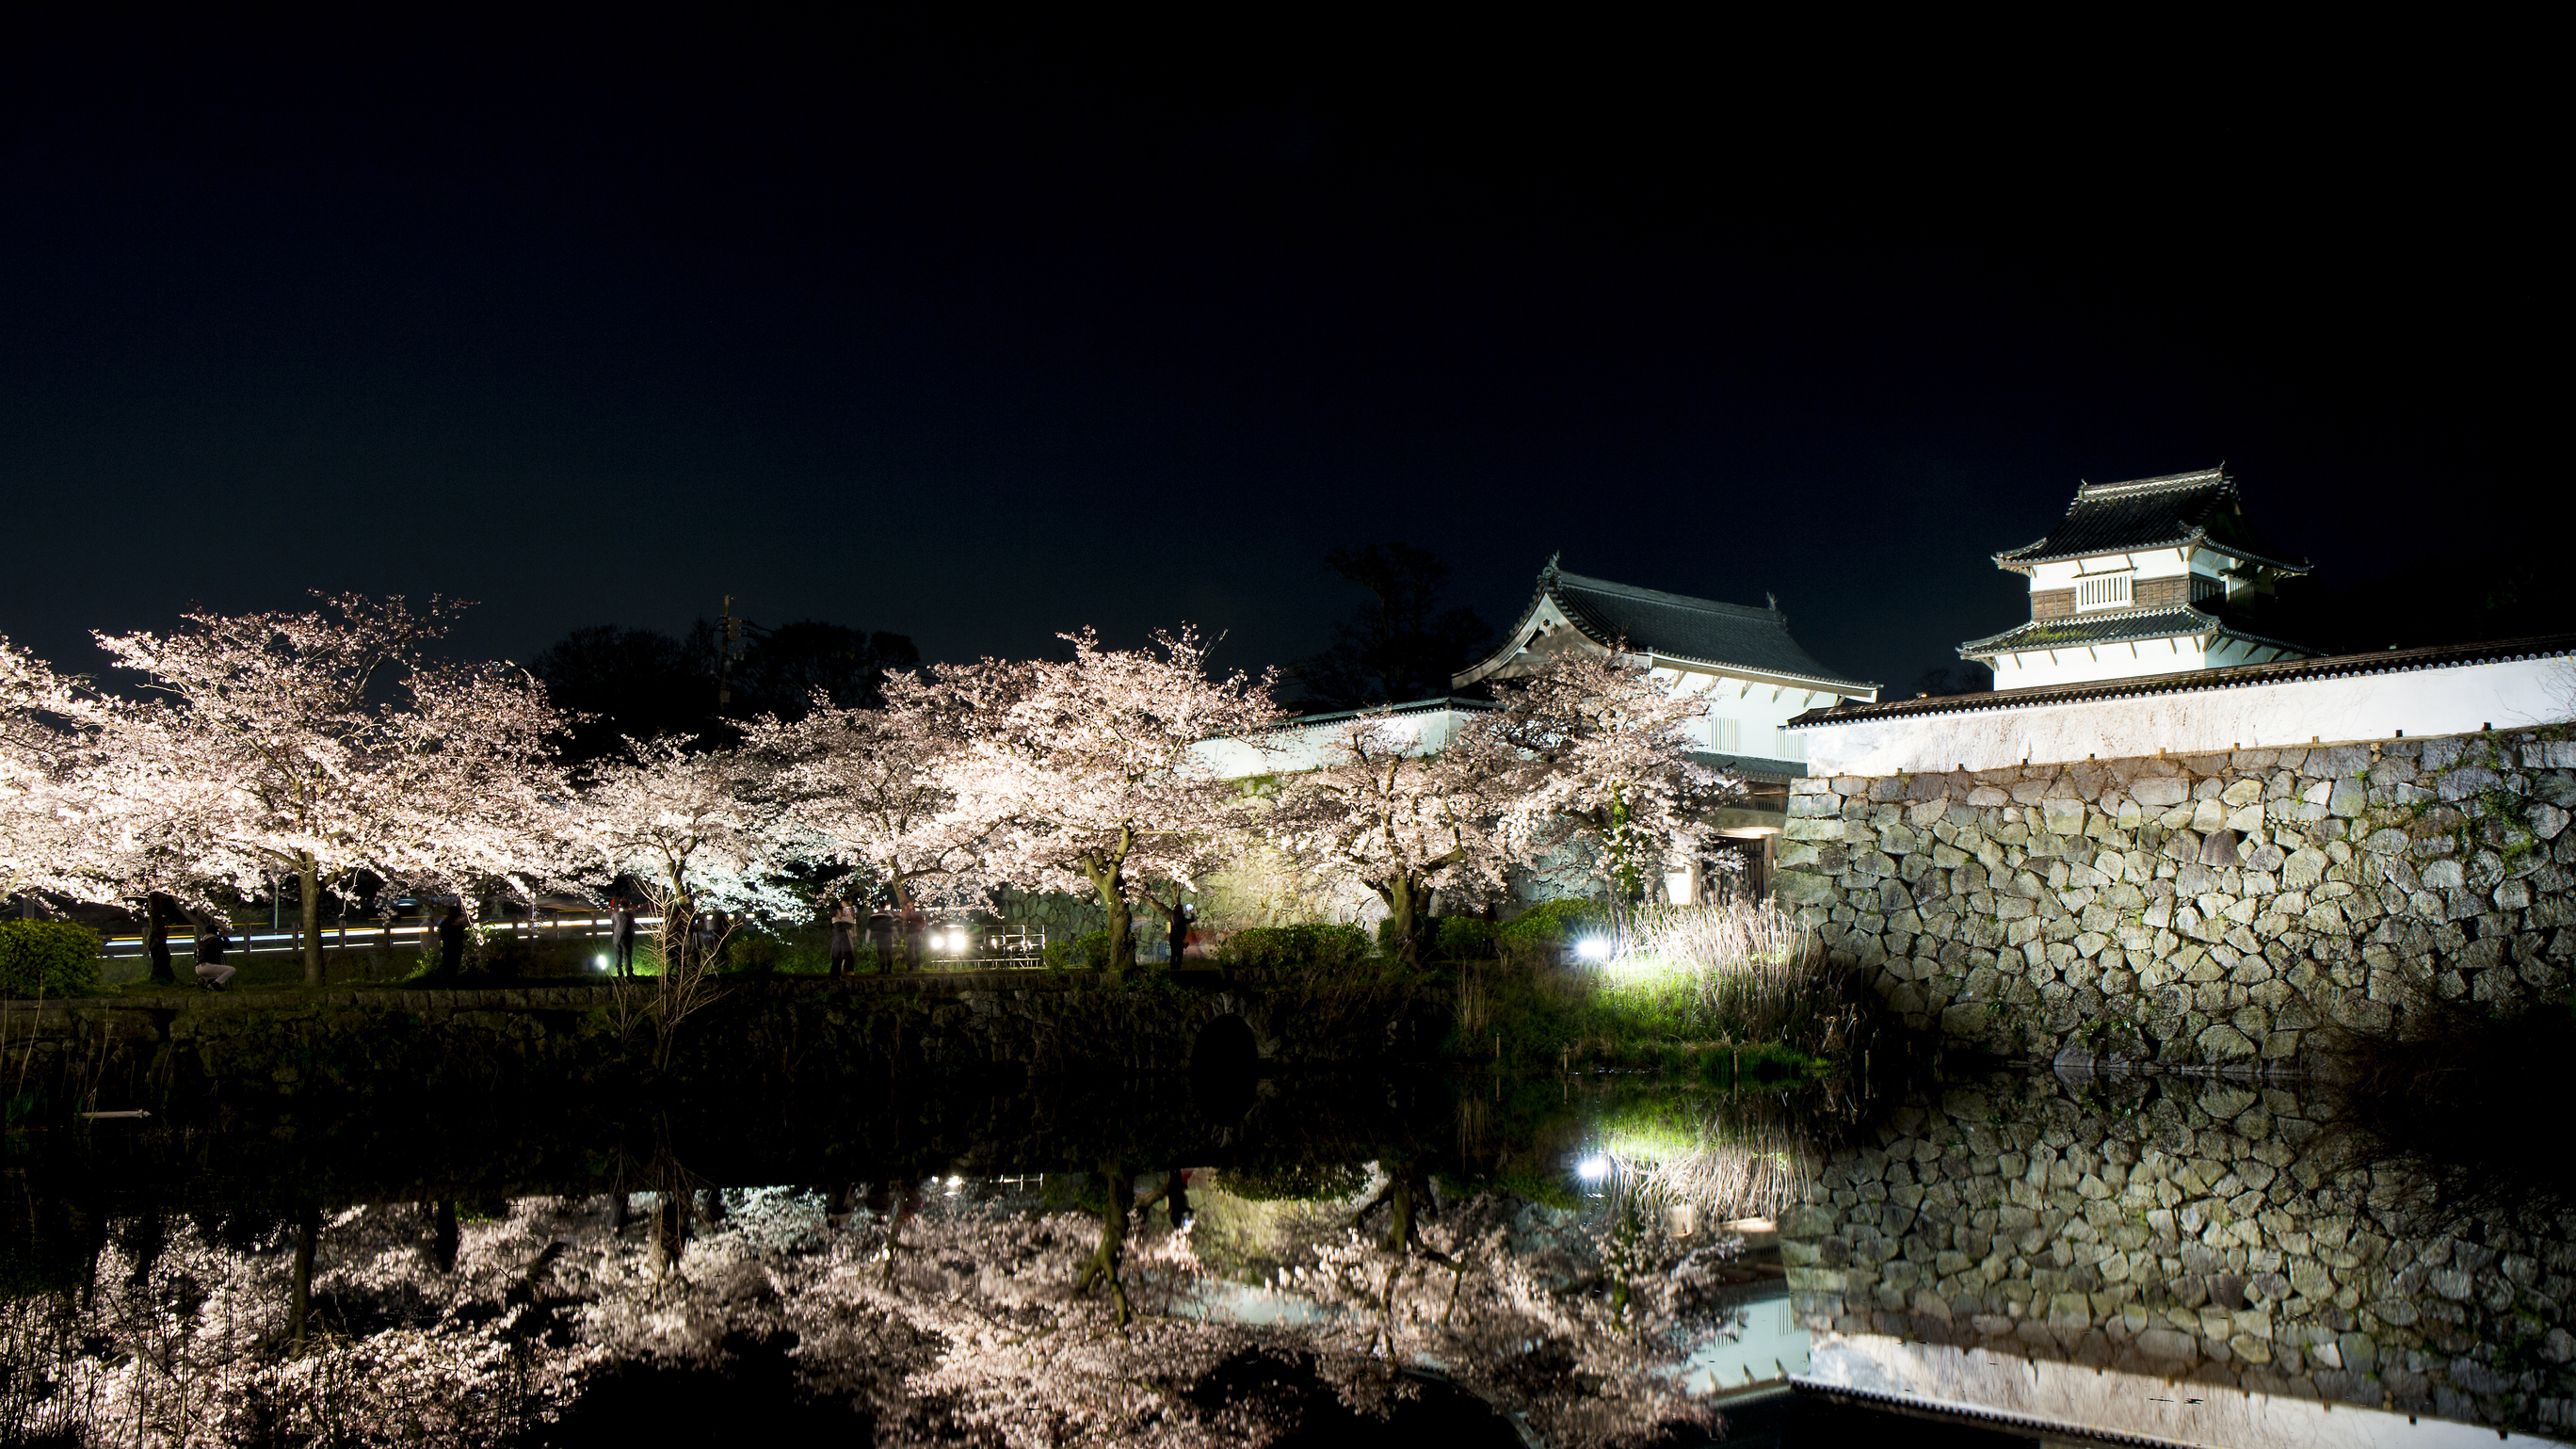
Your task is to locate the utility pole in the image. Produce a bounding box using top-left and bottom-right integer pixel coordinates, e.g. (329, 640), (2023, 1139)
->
(716, 595), (741, 707)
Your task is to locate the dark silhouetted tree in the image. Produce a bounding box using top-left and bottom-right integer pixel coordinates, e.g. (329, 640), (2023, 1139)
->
(532, 620), (919, 765)
(1906, 662), (1992, 699)
(529, 626), (714, 766)
(706, 620), (920, 722)
(1291, 543), (1493, 710)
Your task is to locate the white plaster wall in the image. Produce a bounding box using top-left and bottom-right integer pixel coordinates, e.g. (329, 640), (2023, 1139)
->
(1654, 666), (1838, 763)
(2026, 548), (2198, 592)
(1801, 1334), (2517, 1448)
(1989, 632), (2215, 688)
(1796, 653), (2576, 777)
(1192, 707), (1479, 780)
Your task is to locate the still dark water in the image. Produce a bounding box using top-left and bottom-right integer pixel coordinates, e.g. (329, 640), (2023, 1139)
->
(5, 1061), (2570, 1447)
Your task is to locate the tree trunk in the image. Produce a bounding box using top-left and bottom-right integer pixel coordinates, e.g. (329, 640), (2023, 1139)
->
(1083, 857), (1135, 978)
(652, 1188), (689, 1274)
(1100, 891), (1133, 976)
(1382, 874), (1425, 968)
(660, 887), (691, 978)
(289, 1204), (320, 1352)
(1074, 1160), (1134, 1325)
(143, 893), (178, 987)
(298, 856), (326, 987)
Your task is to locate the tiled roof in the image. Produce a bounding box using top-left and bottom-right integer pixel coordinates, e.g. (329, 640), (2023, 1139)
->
(1458, 562), (1875, 694)
(1995, 467), (2310, 573)
(1688, 749), (1808, 784)
(1790, 635), (2576, 727)
(1279, 696), (1497, 729)
(1957, 605), (2310, 660)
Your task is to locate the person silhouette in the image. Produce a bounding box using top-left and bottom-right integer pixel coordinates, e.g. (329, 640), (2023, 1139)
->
(829, 901), (858, 979)
(610, 896), (637, 976)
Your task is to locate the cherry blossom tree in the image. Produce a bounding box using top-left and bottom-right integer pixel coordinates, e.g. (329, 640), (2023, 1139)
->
(558, 736), (800, 1061)
(0, 636), (117, 909)
(940, 628), (1282, 976)
(368, 658), (578, 917)
(1482, 647), (1738, 913)
(89, 594), (570, 986)
(72, 712), (258, 984)
(741, 672), (978, 911)
(1263, 709), (1519, 966)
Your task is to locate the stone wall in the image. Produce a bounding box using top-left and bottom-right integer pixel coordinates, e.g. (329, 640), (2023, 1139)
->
(1776, 730), (2576, 1064)
(988, 886), (1110, 944)
(1779, 1074), (2576, 1432)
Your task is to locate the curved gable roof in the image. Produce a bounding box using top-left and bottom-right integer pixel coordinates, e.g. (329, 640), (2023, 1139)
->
(1457, 560), (1876, 695)
(1995, 467), (2311, 574)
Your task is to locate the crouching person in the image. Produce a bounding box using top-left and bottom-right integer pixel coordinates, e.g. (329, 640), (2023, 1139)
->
(194, 920), (236, 990)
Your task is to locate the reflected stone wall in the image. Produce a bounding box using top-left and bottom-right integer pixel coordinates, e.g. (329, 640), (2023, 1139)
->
(1775, 731), (2576, 1064)
(1779, 1077), (2576, 1432)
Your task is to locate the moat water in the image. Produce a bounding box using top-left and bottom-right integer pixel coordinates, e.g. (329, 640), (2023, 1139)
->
(5, 1059), (2571, 1447)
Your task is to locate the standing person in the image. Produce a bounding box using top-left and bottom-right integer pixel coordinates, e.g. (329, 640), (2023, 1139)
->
(866, 904), (895, 974)
(829, 902), (858, 979)
(900, 904), (927, 972)
(610, 896), (637, 976)
(693, 907), (726, 968)
(436, 904), (468, 977)
(1169, 903), (1195, 966)
(192, 916), (236, 990)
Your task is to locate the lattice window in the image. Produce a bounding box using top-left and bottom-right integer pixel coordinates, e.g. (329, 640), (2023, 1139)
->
(2076, 573), (2133, 610)
(1710, 717), (1740, 752)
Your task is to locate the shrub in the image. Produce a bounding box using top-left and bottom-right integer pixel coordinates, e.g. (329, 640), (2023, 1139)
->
(1216, 923), (1373, 973)
(0, 921), (103, 998)
(1496, 898), (1602, 959)
(1432, 916), (1497, 959)
(1043, 929), (1112, 971)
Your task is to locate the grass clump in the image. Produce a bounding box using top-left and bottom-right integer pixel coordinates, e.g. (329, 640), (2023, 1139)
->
(1456, 901), (1865, 1077)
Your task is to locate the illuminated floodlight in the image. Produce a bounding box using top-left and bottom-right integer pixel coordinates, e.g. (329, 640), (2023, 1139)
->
(1574, 937), (1610, 962)
(1576, 1156), (1610, 1183)
(593, 955), (609, 971)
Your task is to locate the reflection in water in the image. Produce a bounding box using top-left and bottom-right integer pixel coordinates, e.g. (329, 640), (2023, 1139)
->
(1784, 1067), (2576, 1443)
(3, 1089), (1779, 1446)
(14, 1063), (2570, 1445)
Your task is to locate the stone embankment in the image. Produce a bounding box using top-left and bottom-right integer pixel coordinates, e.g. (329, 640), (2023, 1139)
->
(1776, 730), (2576, 1064)
(1780, 1077), (2576, 1432)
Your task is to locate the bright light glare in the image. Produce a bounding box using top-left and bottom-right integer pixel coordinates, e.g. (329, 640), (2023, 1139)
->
(593, 955), (609, 970)
(1576, 1156), (1610, 1182)
(1574, 937), (1609, 962)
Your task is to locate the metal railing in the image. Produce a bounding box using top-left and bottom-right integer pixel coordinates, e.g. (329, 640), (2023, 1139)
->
(99, 916), (1066, 970)
(98, 914), (660, 959)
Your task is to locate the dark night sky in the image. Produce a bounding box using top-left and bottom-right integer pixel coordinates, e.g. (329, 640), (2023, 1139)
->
(2, 16), (2557, 698)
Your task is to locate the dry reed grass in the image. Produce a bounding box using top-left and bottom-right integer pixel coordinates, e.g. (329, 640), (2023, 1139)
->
(1610, 901), (1854, 1051)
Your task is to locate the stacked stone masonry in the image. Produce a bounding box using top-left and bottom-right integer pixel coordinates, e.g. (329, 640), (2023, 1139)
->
(1780, 1078), (2576, 1430)
(1776, 731), (2576, 1063)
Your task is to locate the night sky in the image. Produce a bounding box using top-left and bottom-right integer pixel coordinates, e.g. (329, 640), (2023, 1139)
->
(3, 17), (2556, 699)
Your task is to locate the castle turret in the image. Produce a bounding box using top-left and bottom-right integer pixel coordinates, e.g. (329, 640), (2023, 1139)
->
(1959, 467), (2314, 688)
